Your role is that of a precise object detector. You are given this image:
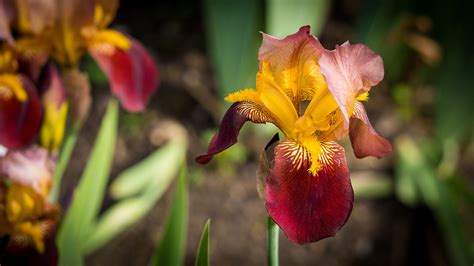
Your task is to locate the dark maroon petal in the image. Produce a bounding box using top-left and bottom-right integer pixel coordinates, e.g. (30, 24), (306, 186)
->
(350, 101), (392, 158)
(0, 77), (43, 149)
(265, 141), (353, 243)
(195, 102), (274, 164)
(89, 37), (159, 112)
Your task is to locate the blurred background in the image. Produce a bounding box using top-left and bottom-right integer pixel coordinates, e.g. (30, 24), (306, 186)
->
(60, 0), (473, 265)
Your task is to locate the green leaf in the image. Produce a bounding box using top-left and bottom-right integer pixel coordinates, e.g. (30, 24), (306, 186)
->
(204, 0), (263, 98)
(266, 0), (330, 36)
(395, 137), (472, 266)
(83, 138), (187, 254)
(267, 217), (279, 266)
(150, 166), (189, 266)
(195, 219), (210, 266)
(56, 99), (118, 266)
(110, 137), (187, 199)
(50, 123), (80, 202)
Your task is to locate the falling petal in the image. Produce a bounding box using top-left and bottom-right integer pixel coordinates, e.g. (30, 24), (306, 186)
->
(195, 102), (274, 164)
(89, 36), (159, 112)
(350, 101), (392, 158)
(265, 141), (353, 243)
(0, 76), (43, 149)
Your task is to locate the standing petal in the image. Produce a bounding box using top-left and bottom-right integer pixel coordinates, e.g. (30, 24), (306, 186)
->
(89, 36), (159, 112)
(319, 43), (384, 123)
(0, 145), (54, 198)
(195, 102), (275, 164)
(38, 63), (68, 151)
(350, 101), (392, 158)
(0, 75), (43, 149)
(265, 141), (353, 243)
(259, 26), (325, 102)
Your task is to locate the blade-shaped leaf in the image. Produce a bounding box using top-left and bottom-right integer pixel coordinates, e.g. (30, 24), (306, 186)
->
(195, 219), (210, 266)
(110, 137), (187, 199)
(266, 0), (330, 36)
(150, 166), (189, 266)
(204, 0), (263, 98)
(83, 137), (187, 254)
(56, 99), (118, 266)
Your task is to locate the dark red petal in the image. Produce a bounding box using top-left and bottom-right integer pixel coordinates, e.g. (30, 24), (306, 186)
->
(0, 77), (43, 149)
(89, 37), (159, 112)
(265, 141), (353, 244)
(350, 101), (392, 158)
(195, 102), (274, 164)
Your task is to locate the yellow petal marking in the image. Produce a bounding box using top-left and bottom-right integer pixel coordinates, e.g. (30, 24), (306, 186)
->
(257, 62), (298, 135)
(225, 88), (261, 104)
(356, 91), (369, 102)
(87, 29), (131, 54)
(0, 74), (27, 102)
(300, 136), (323, 175)
(40, 102), (69, 151)
(14, 222), (45, 253)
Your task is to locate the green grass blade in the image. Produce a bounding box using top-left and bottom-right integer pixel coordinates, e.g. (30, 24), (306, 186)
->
(56, 99), (118, 266)
(83, 138), (187, 254)
(195, 219), (211, 266)
(110, 137), (186, 199)
(267, 217), (279, 266)
(266, 0), (330, 36)
(150, 165), (189, 266)
(50, 123), (80, 202)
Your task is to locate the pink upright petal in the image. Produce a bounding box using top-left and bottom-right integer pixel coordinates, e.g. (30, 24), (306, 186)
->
(265, 141), (353, 243)
(89, 37), (159, 112)
(0, 77), (43, 149)
(195, 102), (274, 164)
(0, 145), (54, 197)
(319, 42), (384, 122)
(0, 0), (14, 44)
(350, 101), (392, 158)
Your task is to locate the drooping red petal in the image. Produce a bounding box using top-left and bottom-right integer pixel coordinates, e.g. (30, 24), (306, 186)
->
(265, 141), (353, 243)
(0, 77), (43, 149)
(319, 42), (384, 122)
(89, 37), (159, 112)
(350, 101), (392, 158)
(195, 102), (274, 164)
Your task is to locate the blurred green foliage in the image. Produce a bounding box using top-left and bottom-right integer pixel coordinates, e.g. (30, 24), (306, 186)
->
(195, 219), (211, 266)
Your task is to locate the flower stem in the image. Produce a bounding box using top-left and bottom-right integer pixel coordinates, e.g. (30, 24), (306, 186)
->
(49, 122), (80, 202)
(267, 216), (279, 266)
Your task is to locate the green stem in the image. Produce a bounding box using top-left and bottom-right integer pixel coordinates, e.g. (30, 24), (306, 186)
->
(267, 216), (279, 266)
(50, 123), (80, 202)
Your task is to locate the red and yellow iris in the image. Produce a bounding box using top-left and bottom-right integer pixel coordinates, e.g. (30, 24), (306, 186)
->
(196, 26), (392, 243)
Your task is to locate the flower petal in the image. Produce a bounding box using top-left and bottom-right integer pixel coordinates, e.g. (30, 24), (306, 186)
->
(319, 42), (384, 123)
(195, 102), (274, 164)
(0, 145), (54, 198)
(38, 64), (68, 151)
(350, 101), (392, 158)
(259, 26), (325, 102)
(0, 75), (43, 149)
(0, 1), (14, 44)
(265, 141), (353, 243)
(89, 36), (159, 112)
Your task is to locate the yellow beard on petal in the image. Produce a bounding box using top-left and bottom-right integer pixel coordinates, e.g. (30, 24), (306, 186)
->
(0, 75), (27, 102)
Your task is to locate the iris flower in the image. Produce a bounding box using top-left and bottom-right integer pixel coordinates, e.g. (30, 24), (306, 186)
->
(3, 0), (158, 112)
(0, 146), (58, 253)
(196, 26), (391, 243)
